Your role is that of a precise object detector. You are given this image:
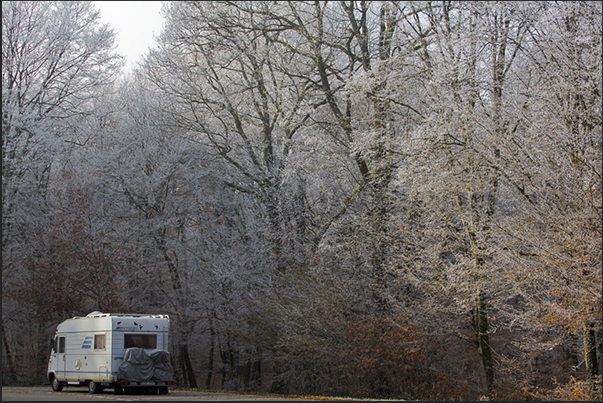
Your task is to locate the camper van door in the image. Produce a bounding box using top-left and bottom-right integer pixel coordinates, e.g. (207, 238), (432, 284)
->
(52, 335), (67, 379)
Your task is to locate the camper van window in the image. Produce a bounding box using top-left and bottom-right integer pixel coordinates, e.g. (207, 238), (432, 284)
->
(94, 334), (106, 350)
(124, 334), (157, 349)
(57, 336), (66, 354)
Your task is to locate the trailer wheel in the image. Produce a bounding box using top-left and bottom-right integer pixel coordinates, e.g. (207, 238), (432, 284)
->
(88, 381), (102, 394)
(51, 377), (64, 392)
(158, 386), (168, 395)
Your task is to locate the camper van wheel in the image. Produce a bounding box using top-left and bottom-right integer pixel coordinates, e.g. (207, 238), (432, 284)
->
(51, 377), (64, 392)
(88, 381), (103, 394)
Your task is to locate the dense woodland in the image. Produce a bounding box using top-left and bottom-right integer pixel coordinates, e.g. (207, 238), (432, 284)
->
(2, 1), (601, 400)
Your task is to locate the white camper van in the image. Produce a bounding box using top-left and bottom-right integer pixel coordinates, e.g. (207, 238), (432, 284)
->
(47, 312), (175, 395)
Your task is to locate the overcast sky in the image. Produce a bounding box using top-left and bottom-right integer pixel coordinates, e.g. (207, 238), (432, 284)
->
(93, 1), (165, 73)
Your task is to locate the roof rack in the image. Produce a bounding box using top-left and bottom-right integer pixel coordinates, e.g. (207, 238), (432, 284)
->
(85, 312), (168, 319)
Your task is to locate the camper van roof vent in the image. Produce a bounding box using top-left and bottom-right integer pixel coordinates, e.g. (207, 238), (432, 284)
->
(87, 311), (104, 317)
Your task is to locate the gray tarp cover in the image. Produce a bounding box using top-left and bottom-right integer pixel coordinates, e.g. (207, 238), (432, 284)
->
(149, 349), (174, 381)
(117, 348), (173, 382)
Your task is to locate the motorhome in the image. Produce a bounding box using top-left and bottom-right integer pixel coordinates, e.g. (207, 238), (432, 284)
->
(47, 312), (175, 395)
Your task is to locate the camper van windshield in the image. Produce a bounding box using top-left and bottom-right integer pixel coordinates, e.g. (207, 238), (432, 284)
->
(124, 334), (157, 349)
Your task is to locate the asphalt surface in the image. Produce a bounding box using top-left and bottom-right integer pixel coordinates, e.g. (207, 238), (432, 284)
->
(1, 386), (340, 401)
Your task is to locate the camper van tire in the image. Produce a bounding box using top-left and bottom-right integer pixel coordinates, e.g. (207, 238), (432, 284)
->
(88, 381), (104, 394)
(51, 377), (63, 392)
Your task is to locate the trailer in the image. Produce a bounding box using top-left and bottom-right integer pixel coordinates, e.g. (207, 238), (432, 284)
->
(47, 312), (175, 395)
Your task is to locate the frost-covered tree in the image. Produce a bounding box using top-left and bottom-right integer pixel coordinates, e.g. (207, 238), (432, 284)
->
(387, 0), (601, 397)
(2, 0), (122, 384)
(2, 0), (122, 242)
(2, 0), (122, 276)
(388, 1), (544, 395)
(499, 0), (602, 383)
(145, 1), (322, 273)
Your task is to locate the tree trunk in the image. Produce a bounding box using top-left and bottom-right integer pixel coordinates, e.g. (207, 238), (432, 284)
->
(242, 360), (251, 391)
(251, 358), (262, 389)
(178, 343), (198, 389)
(220, 335), (237, 390)
(205, 314), (215, 390)
(473, 290), (494, 395)
(366, 2), (397, 316)
(2, 324), (16, 384)
(584, 323), (599, 381)
(368, 176), (392, 315)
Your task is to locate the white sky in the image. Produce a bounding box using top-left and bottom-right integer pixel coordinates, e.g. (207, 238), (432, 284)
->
(93, 1), (165, 73)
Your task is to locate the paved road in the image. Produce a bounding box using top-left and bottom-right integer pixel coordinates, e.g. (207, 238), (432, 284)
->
(1, 386), (339, 401)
